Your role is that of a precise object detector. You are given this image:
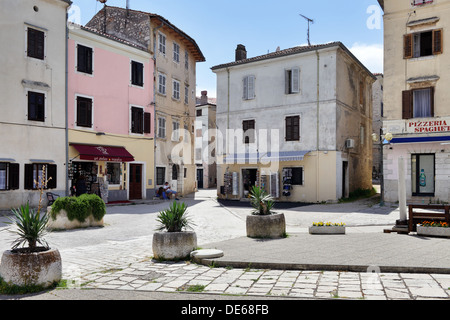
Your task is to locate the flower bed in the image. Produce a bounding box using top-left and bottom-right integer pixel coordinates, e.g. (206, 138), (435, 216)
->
(309, 222), (346, 235)
(417, 221), (450, 238)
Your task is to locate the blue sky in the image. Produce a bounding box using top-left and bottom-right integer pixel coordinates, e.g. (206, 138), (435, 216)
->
(70, 0), (384, 98)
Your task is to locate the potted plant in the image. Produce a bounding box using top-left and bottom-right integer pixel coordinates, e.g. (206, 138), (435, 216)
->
(309, 222), (346, 235)
(152, 202), (197, 261)
(417, 221), (450, 238)
(246, 186), (286, 239)
(0, 167), (62, 289)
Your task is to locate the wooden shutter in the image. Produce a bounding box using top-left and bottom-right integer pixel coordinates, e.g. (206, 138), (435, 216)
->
(27, 28), (45, 60)
(402, 90), (413, 119)
(132, 61), (144, 86)
(248, 76), (255, 99)
(47, 164), (57, 189)
(404, 34), (413, 59)
(243, 77), (249, 99)
(286, 117), (292, 141)
(433, 29), (443, 55)
(430, 86), (435, 117)
(144, 112), (151, 134)
(293, 116), (300, 141)
(24, 164), (33, 190)
(291, 68), (300, 93)
(77, 97), (92, 127)
(8, 163), (19, 190)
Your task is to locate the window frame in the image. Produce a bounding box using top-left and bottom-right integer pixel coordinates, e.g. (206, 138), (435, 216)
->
(172, 79), (180, 100)
(106, 162), (122, 186)
(75, 95), (94, 129)
(0, 162), (20, 191)
(404, 29), (443, 59)
(173, 42), (180, 63)
(156, 167), (166, 186)
(76, 43), (93, 75)
(24, 163), (57, 190)
(243, 75), (256, 100)
(285, 67), (300, 94)
(285, 115), (300, 142)
(27, 90), (46, 122)
(243, 119), (256, 144)
(158, 73), (166, 95)
(131, 60), (144, 87)
(158, 32), (166, 55)
(172, 120), (180, 142)
(130, 106), (144, 135)
(411, 154), (435, 197)
(402, 87), (435, 119)
(157, 116), (166, 139)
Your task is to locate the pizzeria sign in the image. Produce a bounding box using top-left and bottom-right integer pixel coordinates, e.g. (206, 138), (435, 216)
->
(407, 120), (450, 133)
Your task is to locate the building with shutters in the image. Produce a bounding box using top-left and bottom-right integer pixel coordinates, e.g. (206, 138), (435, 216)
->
(378, 0), (450, 203)
(85, 5), (205, 197)
(67, 24), (154, 203)
(0, 0), (71, 210)
(212, 43), (375, 203)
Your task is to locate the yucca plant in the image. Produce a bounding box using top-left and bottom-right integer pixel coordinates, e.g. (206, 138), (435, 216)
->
(155, 202), (194, 233)
(8, 203), (49, 252)
(250, 186), (275, 216)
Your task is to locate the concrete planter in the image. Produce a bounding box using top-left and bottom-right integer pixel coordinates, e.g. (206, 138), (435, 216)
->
(417, 226), (450, 238)
(47, 208), (103, 230)
(309, 226), (346, 235)
(152, 231), (197, 261)
(0, 248), (62, 288)
(246, 213), (286, 239)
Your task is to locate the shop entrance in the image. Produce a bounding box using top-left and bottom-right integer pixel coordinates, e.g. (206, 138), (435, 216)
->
(71, 162), (99, 197)
(242, 169), (258, 198)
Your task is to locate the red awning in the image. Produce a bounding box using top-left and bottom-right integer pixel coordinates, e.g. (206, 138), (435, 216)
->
(71, 144), (135, 162)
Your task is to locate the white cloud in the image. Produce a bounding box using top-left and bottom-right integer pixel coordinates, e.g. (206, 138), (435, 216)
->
(349, 43), (383, 74)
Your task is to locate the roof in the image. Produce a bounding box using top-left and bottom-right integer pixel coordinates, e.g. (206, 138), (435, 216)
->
(378, 0), (384, 10)
(211, 42), (376, 80)
(69, 22), (149, 52)
(99, 6), (205, 62)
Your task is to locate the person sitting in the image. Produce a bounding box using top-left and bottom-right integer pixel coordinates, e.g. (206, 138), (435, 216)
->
(156, 187), (169, 200)
(163, 182), (179, 200)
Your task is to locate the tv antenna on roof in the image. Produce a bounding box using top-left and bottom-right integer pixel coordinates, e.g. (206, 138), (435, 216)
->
(299, 14), (314, 46)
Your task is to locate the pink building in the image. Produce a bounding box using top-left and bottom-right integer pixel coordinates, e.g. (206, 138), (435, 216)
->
(67, 24), (155, 202)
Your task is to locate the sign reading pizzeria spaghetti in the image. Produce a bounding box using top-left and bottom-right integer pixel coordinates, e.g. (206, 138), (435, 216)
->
(407, 120), (450, 133)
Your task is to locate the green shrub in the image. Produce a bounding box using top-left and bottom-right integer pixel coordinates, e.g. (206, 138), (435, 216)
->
(250, 186), (275, 216)
(51, 194), (106, 222)
(155, 202), (194, 233)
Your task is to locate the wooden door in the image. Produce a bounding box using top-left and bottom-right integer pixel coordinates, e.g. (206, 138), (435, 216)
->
(129, 164), (142, 200)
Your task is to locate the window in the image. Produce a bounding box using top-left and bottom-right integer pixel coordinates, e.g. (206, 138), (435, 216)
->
(172, 121), (180, 141)
(158, 73), (166, 95)
(27, 27), (45, 60)
(158, 116), (166, 138)
(156, 167), (166, 186)
(173, 42), (180, 63)
(158, 32), (166, 55)
(360, 126), (365, 145)
(359, 80), (365, 106)
(77, 44), (93, 74)
(412, 0), (433, 6)
(285, 68), (300, 94)
(76, 96), (93, 128)
(291, 168), (304, 186)
(24, 164), (57, 190)
(412, 154), (435, 196)
(131, 107), (144, 134)
(402, 87), (434, 119)
(185, 85), (189, 104)
(28, 91), (45, 122)
(286, 116), (300, 141)
(131, 61), (144, 87)
(243, 120), (255, 144)
(243, 75), (255, 100)
(106, 163), (121, 185)
(196, 109), (202, 117)
(185, 50), (189, 70)
(404, 29), (443, 59)
(172, 80), (180, 100)
(0, 163), (19, 191)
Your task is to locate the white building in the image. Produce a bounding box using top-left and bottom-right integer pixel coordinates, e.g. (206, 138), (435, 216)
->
(0, 0), (71, 209)
(212, 43), (375, 203)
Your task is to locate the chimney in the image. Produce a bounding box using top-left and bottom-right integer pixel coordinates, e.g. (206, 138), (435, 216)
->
(200, 91), (208, 105)
(235, 44), (247, 61)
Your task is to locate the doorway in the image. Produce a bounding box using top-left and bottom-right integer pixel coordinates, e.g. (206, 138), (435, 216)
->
(129, 164), (142, 200)
(242, 169), (258, 198)
(342, 161), (349, 199)
(197, 169), (204, 189)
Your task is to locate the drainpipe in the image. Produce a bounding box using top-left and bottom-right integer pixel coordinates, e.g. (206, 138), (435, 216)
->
(65, 9), (69, 197)
(315, 49), (320, 203)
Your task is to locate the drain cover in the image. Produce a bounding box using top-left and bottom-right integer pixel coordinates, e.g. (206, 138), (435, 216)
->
(190, 249), (224, 259)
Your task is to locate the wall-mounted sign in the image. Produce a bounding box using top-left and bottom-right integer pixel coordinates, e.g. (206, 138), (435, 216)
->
(407, 120), (450, 133)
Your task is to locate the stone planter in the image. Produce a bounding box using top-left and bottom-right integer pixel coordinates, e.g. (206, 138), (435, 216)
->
(152, 231), (197, 261)
(309, 226), (346, 235)
(417, 226), (450, 238)
(47, 208), (103, 230)
(246, 213), (286, 239)
(0, 248), (62, 288)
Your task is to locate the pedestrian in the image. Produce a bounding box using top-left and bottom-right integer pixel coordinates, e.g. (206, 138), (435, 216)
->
(163, 182), (179, 200)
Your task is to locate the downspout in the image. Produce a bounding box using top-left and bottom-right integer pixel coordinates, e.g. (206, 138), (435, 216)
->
(65, 9), (69, 197)
(315, 49), (320, 203)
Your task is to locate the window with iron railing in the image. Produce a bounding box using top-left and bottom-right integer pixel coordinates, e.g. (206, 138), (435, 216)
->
(412, 0), (433, 6)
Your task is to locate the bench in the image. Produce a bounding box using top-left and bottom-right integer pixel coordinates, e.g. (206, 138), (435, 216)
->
(46, 192), (60, 206)
(408, 204), (450, 233)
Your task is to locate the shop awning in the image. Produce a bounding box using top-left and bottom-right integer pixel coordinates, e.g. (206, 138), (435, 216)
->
(224, 151), (310, 163)
(71, 144), (135, 162)
(390, 136), (450, 144)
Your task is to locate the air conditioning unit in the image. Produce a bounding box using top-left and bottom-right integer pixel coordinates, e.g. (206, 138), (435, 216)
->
(345, 139), (355, 149)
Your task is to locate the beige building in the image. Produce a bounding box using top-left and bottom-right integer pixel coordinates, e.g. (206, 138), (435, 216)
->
(0, 0), (71, 209)
(379, 0), (450, 203)
(86, 5), (205, 197)
(212, 43), (375, 203)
